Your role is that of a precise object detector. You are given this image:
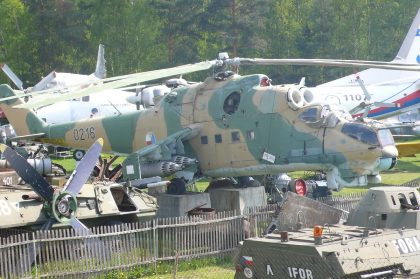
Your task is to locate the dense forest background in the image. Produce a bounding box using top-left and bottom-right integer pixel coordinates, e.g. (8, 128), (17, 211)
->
(1, 0), (419, 87)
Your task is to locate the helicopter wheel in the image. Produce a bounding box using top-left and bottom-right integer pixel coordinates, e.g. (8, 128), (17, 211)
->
(73, 149), (85, 161)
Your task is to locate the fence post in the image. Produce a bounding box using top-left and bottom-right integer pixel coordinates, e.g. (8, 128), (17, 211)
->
(153, 218), (158, 271)
(32, 231), (38, 278)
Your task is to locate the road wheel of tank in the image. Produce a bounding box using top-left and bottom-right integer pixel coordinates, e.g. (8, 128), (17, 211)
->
(73, 149), (85, 161)
(167, 178), (186, 195)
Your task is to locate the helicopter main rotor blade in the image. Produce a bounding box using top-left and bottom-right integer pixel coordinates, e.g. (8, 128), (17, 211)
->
(69, 217), (90, 234)
(14, 61), (215, 109)
(373, 102), (399, 108)
(0, 144), (54, 201)
(234, 58), (420, 71)
(349, 103), (367, 115)
(64, 138), (103, 195)
(355, 76), (372, 101)
(11, 56), (419, 110)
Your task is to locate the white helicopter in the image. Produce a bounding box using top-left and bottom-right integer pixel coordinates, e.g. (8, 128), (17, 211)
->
(307, 8), (420, 121)
(1, 44), (174, 125)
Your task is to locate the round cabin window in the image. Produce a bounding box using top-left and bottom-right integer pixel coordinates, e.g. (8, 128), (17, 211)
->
(223, 92), (241, 115)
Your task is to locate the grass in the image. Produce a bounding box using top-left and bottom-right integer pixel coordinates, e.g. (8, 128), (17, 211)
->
(381, 155), (420, 184)
(100, 257), (235, 279)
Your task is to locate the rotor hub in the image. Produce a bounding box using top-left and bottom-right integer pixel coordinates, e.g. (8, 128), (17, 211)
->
(57, 196), (71, 216)
(52, 191), (78, 223)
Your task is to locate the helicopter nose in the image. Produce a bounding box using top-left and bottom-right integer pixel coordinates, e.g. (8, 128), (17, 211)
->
(381, 145), (398, 158)
(378, 157), (397, 171)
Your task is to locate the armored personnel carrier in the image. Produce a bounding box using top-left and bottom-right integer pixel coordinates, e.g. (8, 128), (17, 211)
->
(0, 139), (157, 233)
(346, 186), (420, 229)
(234, 187), (420, 278)
(0, 181), (157, 230)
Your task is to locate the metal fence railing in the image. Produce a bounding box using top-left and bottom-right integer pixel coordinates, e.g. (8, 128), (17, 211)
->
(0, 206), (277, 279)
(2, 184), (420, 279)
(317, 192), (365, 220)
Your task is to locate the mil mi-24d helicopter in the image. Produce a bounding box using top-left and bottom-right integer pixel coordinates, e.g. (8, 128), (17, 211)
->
(2, 53), (419, 192)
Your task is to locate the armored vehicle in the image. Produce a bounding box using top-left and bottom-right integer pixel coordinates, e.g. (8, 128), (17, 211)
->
(0, 139), (157, 233)
(346, 186), (420, 229)
(234, 187), (420, 278)
(0, 181), (157, 231)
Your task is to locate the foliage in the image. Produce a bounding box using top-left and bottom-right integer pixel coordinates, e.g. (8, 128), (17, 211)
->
(1, 0), (419, 87)
(100, 256), (234, 279)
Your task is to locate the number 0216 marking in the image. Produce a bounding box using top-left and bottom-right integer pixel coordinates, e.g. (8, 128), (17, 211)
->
(73, 127), (96, 141)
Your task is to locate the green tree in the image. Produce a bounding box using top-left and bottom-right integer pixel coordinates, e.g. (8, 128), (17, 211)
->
(75, 0), (166, 76)
(0, 0), (33, 86)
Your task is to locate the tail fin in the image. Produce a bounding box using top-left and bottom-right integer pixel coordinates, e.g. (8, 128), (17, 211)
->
(0, 84), (48, 136)
(394, 9), (420, 63)
(320, 9), (420, 87)
(94, 44), (106, 79)
(32, 71), (56, 92)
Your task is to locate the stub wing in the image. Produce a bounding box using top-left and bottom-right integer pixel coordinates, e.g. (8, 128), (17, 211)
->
(136, 126), (200, 160)
(122, 126), (200, 181)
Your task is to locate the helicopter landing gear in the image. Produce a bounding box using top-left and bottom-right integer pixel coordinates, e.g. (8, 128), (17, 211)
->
(73, 149), (85, 161)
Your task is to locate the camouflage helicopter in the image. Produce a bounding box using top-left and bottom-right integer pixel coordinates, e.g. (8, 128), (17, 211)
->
(0, 55), (418, 192)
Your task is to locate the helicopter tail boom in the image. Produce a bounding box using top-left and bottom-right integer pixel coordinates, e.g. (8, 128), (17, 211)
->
(0, 84), (48, 136)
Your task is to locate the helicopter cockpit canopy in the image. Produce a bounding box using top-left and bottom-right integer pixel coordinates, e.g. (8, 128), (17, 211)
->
(341, 123), (395, 147)
(298, 104), (350, 128)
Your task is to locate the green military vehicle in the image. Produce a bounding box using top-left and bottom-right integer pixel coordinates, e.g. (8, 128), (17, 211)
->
(235, 187), (420, 278)
(346, 187), (420, 229)
(0, 139), (157, 233)
(0, 180), (157, 231)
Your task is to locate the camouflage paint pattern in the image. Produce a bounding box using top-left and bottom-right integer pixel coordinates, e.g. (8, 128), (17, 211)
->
(0, 75), (397, 188)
